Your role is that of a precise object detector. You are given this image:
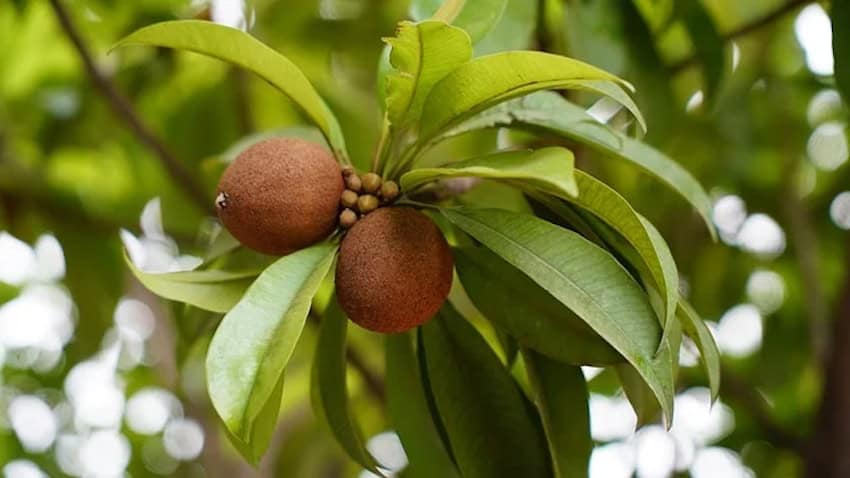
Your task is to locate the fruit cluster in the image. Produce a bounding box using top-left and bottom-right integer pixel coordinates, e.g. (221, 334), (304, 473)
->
(215, 138), (452, 334)
(338, 168), (400, 229)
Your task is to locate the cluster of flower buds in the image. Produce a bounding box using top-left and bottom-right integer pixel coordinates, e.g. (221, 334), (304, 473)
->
(338, 168), (400, 229)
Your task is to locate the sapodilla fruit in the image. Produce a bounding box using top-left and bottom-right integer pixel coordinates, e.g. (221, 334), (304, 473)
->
(336, 207), (453, 333)
(216, 138), (343, 255)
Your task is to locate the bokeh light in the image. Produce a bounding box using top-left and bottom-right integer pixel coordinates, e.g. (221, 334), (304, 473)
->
(830, 191), (850, 230)
(746, 269), (786, 314)
(807, 122), (849, 171)
(715, 304), (763, 358)
(795, 4), (834, 76)
(163, 418), (205, 461)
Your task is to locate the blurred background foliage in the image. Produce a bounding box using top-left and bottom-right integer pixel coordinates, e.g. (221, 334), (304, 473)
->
(0, 0), (848, 477)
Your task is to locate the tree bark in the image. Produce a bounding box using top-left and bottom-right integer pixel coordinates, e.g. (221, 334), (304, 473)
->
(806, 237), (850, 477)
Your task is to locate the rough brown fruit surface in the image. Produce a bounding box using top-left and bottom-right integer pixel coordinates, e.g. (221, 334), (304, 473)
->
(216, 138), (343, 255)
(336, 207), (453, 333)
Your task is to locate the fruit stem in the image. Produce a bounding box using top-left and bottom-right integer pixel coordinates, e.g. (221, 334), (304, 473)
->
(372, 114), (392, 173)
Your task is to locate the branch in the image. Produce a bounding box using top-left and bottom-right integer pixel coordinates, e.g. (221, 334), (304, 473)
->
(670, 0), (812, 73)
(47, 0), (213, 214)
(806, 235), (850, 477)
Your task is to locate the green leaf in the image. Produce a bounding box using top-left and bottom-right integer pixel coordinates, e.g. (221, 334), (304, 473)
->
(113, 21), (348, 159)
(411, 0), (509, 44)
(224, 371), (285, 464)
(421, 303), (551, 478)
(419, 51), (644, 143)
(447, 92), (715, 237)
(206, 243), (336, 458)
(312, 296), (381, 473)
(473, 0), (539, 55)
(385, 21), (472, 129)
(678, 300), (721, 401)
(454, 246), (621, 366)
(833, 0), (850, 107)
(540, 190), (678, 352)
(386, 333), (461, 478)
(401, 147), (578, 197)
(125, 254), (258, 313)
(616, 315), (680, 427)
(441, 208), (674, 423)
(0, 281), (19, 304)
(677, 0), (724, 101)
(523, 350), (592, 478)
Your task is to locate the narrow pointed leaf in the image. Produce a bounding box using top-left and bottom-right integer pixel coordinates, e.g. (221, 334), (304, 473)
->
(420, 51), (644, 143)
(206, 243), (336, 453)
(445, 91), (714, 236)
(113, 21), (347, 158)
(616, 317), (680, 427)
(224, 371), (285, 464)
(678, 300), (721, 401)
(540, 170), (679, 344)
(454, 246), (621, 366)
(421, 303), (551, 478)
(126, 255), (258, 313)
(401, 147), (578, 197)
(541, 193), (678, 353)
(442, 208), (674, 423)
(313, 296), (381, 473)
(386, 333), (461, 478)
(523, 350), (592, 478)
(385, 21), (472, 129)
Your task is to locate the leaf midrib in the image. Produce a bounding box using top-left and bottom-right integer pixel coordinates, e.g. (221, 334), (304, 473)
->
(449, 211), (664, 388)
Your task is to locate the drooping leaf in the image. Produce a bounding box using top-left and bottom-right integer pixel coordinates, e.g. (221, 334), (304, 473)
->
(401, 147), (578, 197)
(206, 243), (336, 458)
(312, 296), (381, 473)
(616, 316), (680, 427)
(224, 371), (285, 464)
(454, 246), (621, 366)
(384, 21), (472, 129)
(539, 192), (678, 351)
(833, 0), (850, 107)
(677, 0), (724, 102)
(421, 303), (551, 478)
(125, 254), (258, 313)
(445, 91), (714, 236)
(410, 0), (509, 44)
(386, 333), (461, 478)
(441, 207), (674, 423)
(419, 51), (644, 144)
(551, 174), (679, 329)
(113, 21), (348, 159)
(678, 300), (721, 401)
(523, 350), (592, 478)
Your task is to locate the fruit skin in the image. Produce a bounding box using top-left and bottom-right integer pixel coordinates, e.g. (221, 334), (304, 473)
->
(216, 138), (343, 255)
(336, 207), (453, 333)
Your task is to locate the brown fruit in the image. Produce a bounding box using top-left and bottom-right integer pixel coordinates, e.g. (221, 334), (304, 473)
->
(336, 207), (453, 333)
(216, 138), (343, 255)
